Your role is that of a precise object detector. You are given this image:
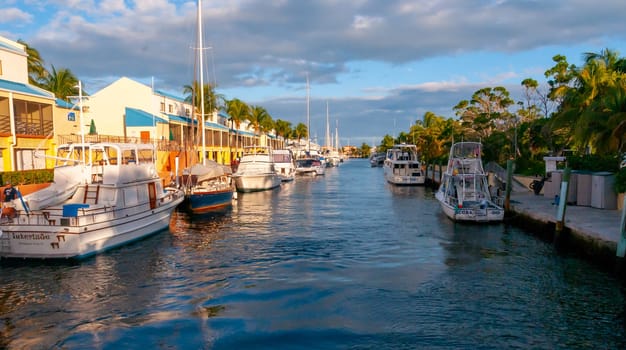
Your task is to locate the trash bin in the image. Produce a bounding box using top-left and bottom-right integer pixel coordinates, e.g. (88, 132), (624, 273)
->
(591, 172), (617, 209)
(576, 171), (592, 206)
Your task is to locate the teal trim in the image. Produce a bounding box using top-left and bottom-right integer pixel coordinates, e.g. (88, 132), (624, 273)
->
(155, 90), (186, 103)
(0, 41), (24, 55)
(56, 98), (79, 110)
(125, 107), (168, 126)
(0, 78), (54, 99)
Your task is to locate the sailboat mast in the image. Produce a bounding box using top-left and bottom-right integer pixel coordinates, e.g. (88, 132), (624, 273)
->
(198, 0), (206, 165)
(325, 101), (331, 149)
(335, 120), (339, 151)
(306, 74), (310, 152)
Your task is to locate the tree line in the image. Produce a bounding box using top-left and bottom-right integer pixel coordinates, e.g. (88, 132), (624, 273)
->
(373, 48), (626, 174)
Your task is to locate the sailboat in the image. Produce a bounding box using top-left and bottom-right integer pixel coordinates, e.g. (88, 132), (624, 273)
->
(182, 0), (234, 214)
(295, 75), (325, 176)
(323, 102), (341, 168)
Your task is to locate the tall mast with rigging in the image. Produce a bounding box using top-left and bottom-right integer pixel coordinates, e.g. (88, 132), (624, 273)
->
(197, 0), (206, 165)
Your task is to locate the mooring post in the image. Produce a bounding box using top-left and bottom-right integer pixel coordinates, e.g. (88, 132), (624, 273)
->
(616, 195), (626, 258)
(430, 162), (437, 184)
(555, 167), (571, 235)
(504, 160), (513, 211)
(438, 161), (442, 184)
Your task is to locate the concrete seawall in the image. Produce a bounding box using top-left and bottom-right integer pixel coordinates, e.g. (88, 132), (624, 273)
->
(424, 167), (626, 276)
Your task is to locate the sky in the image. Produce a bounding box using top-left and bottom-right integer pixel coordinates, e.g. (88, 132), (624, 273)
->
(2, 0), (626, 147)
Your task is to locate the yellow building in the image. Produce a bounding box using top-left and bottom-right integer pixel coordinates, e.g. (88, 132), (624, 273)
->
(0, 35), (283, 177)
(0, 36), (56, 171)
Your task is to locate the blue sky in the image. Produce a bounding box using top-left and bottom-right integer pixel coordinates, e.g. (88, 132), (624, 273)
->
(2, 0), (626, 146)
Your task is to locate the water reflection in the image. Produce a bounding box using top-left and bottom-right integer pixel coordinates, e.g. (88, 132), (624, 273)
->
(0, 159), (625, 349)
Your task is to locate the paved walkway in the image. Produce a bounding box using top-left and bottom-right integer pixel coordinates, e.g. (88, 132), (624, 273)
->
(509, 190), (624, 253)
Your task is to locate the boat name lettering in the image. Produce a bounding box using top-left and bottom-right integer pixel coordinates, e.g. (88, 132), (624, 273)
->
(11, 233), (51, 241)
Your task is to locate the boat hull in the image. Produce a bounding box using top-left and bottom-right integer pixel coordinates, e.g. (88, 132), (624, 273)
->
(384, 172), (426, 185)
(0, 190), (184, 259)
(435, 189), (504, 222)
(187, 189), (234, 213)
(233, 174), (281, 192)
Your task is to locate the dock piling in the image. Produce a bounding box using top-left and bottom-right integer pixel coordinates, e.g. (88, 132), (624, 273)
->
(505, 160), (513, 211)
(617, 195), (626, 258)
(555, 167), (571, 236)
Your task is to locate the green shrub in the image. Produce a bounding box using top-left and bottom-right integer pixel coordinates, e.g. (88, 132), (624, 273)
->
(0, 169), (54, 185)
(568, 154), (619, 172)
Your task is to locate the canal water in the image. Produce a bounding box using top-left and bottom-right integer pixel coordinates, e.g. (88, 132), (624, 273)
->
(1, 159), (625, 349)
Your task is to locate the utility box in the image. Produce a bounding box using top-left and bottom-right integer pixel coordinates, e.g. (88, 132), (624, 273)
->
(591, 172), (617, 209)
(576, 171), (592, 206)
(543, 170), (562, 199)
(567, 171), (578, 204)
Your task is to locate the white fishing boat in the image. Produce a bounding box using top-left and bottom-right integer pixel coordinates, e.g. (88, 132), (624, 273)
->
(435, 141), (504, 222)
(383, 144), (425, 185)
(232, 145), (282, 192)
(272, 149), (296, 182)
(0, 142), (184, 259)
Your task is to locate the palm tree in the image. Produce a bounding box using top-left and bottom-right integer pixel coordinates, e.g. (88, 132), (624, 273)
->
(17, 39), (46, 86)
(248, 105), (272, 140)
(274, 119), (293, 141)
(224, 98), (250, 150)
(293, 123), (308, 143)
(40, 65), (79, 100)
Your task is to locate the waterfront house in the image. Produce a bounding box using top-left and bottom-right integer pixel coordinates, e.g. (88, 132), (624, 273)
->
(0, 36), (56, 172)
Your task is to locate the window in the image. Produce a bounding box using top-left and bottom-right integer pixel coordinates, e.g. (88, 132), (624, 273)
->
(169, 104), (173, 113)
(0, 60), (3, 76)
(16, 149), (46, 170)
(13, 99), (53, 136)
(160, 102), (165, 112)
(185, 108), (190, 116)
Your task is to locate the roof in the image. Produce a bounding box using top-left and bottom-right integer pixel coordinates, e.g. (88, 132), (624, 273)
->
(154, 89), (186, 103)
(0, 78), (55, 99)
(55, 98), (79, 110)
(0, 40), (25, 55)
(165, 113), (195, 125)
(125, 107), (168, 126)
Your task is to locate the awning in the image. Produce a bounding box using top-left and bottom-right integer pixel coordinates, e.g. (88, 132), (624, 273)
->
(125, 107), (168, 126)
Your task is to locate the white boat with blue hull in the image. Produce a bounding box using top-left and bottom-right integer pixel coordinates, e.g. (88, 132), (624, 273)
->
(0, 142), (184, 259)
(435, 141), (504, 222)
(183, 162), (234, 214)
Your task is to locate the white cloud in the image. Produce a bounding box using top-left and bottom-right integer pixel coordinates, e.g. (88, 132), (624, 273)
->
(0, 8), (32, 23)
(351, 15), (383, 30)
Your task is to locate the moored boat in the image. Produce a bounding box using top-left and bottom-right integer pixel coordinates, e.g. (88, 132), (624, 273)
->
(232, 145), (282, 192)
(180, 0), (234, 214)
(295, 150), (325, 176)
(0, 142), (184, 259)
(182, 162), (234, 214)
(435, 141), (504, 222)
(383, 144), (425, 185)
(272, 149), (296, 182)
